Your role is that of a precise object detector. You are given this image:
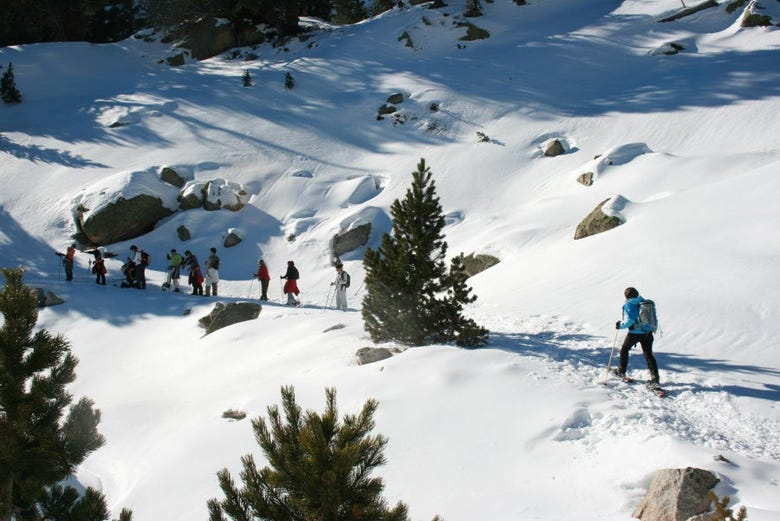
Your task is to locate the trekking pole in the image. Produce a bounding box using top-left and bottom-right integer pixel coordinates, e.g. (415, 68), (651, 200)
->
(325, 285), (333, 309)
(248, 278), (255, 299)
(353, 282), (364, 297)
(603, 329), (620, 382)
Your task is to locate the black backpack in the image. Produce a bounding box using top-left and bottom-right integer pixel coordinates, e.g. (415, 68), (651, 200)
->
(343, 272), (350, 288)
(140, 250), (151, 266)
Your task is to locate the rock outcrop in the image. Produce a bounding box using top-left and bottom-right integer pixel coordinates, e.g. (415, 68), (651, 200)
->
(573, 198), (623, 240)
(633, 467), (719, 521)
(199, 301), (262, 335)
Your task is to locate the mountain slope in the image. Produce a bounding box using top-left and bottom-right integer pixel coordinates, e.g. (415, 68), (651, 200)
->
(1, 1), (779, 520)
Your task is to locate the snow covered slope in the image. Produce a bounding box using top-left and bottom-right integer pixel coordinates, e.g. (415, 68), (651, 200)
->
(1, 1), (779, 519)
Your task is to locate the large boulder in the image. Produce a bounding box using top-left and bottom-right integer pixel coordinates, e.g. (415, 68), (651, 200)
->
(332, 223), (372, 257)
(224, 230), (242, 248)
(356, 347), (394, 365)
(73, 169), (179, 246)
(79, 194), (174, 246)
(573, 198), (623, 240)
(160, 166), (187, 188)
(544, 139), (566, 157)
(462, 253), (500, 278)
(199, 301), (261, 335)
(633, 467), (719, 521)
(175, 17), (267, 61)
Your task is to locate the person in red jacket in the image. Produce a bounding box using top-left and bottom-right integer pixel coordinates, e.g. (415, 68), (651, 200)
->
(255, 258), (271, 300)
(91, 250), (107, 285)
(280, 260), (300, 306)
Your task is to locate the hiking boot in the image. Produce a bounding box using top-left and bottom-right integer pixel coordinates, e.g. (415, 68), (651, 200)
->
(612, 368), (626, 378)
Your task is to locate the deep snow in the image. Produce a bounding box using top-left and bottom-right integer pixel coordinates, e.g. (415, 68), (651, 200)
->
(1, 1), (779, 520)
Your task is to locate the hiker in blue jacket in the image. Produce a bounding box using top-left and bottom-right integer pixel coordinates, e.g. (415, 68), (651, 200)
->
(614, 287), (660, 385)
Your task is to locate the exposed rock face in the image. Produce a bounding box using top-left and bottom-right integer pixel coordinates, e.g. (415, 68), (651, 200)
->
(544, 139), (566, 157)
(387, 93), (404, 104)
(462, 253), (500, 278)
(577, 172), (594, 186)
(177, 225), (191, 241)
(176, 17), (267, 61)
(160, 167), (187, 188)
(332, 223), (372, 257)
(224, 231), (242, 248)
(199, 301), (261, 335)
(178, 185), (203, 210)
(79, 195), (174, 246)
(356, 347), (394, 365)
(573, 198), (623, 240)
(633, 467), (719, 521)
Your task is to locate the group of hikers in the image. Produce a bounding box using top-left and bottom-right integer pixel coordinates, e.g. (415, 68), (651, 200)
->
(56, 245), (659, 384)
(55, 244), (352, 311)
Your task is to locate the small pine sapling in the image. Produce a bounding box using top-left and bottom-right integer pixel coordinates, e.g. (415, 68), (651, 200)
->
(476, 131), (490, 142)
(242, 70), (252, 87)
(706, 491), (748, 521)
(284, 71), (295, 90)
(1, 62), (22, 103)
(208, 386), (411, 521)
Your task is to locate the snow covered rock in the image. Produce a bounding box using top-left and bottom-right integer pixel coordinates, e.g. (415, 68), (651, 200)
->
(573, 198), (623, 239)
(73, 170), (179, 246)
(633, 467), (719, 521)
(355, 347), (394, 365)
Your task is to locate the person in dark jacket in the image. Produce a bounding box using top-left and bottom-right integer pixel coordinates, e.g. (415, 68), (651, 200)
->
(615, 287), (660, 386)
(56, 243), (77, 281)
(183, 250), (204, 295)
(280, 260), (300, 306)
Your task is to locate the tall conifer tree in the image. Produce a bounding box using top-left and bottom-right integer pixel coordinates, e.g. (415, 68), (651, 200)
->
(0, 267), (106, 521)
(362, 159), (488, 347)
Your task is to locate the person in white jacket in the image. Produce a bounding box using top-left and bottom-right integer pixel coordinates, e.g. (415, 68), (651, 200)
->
(204, 247), (220, 296)
(331, 263), (350, 311)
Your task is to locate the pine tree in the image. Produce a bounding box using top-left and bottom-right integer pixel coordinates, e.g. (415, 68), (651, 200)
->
(242, 69), (252, 87)
(207, 386), (410, 521)
(362, 159), (488, 347)
(0, 62), (22, 104)
(0, 267), (105, 521)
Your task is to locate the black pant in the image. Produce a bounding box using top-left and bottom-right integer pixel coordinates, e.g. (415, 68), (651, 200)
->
(260, 279), (269, 300)
(63, 258), (73, 281)
(135, 264), (146, 288)
(619, 332), (659, 382)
